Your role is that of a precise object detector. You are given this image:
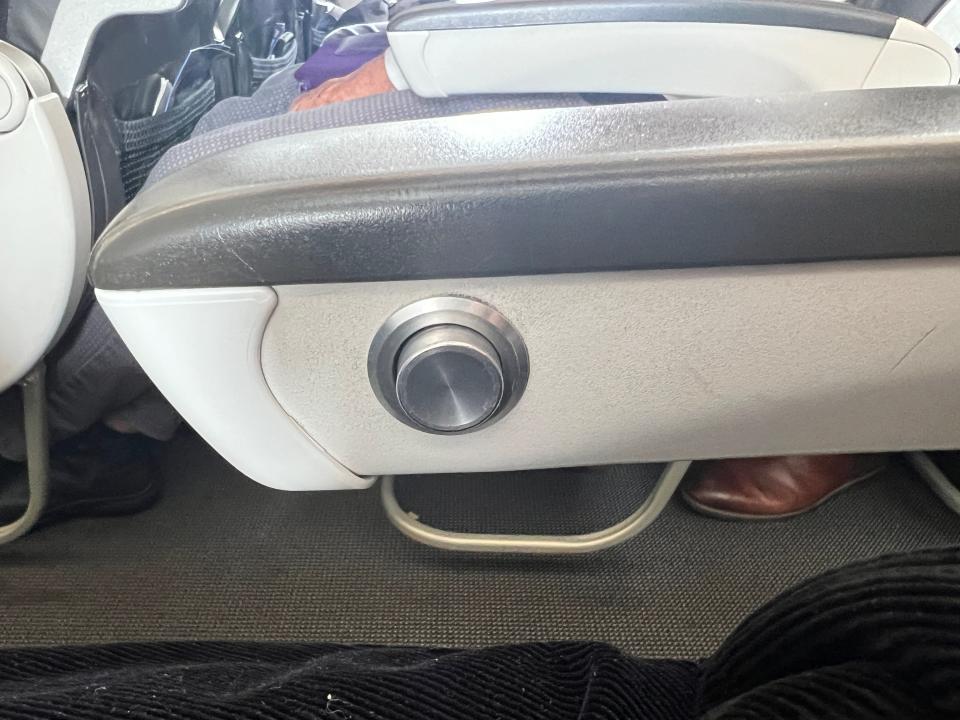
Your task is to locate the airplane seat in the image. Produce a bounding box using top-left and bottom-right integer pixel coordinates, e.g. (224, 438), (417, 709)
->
(0, 0), (300, 543)
(2, 0), (960, 548)
(84, 0), (960, 553)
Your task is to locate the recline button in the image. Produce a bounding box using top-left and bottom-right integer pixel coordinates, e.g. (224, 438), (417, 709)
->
(395, 325), (504, 433)
(369, 296), (528, 435)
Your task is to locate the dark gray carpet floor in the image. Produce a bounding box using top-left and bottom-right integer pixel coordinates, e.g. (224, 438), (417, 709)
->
(2, 431), (959, 658)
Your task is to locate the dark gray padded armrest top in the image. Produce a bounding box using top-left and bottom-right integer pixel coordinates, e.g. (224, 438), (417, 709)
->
(91, 87), (960, 291)
(390, 0), (897, 38)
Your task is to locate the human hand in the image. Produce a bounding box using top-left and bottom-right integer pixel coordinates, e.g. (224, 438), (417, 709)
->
(290, 54), (396, 111)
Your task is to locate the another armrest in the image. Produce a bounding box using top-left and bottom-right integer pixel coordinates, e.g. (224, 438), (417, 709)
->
(383, 0), (959, 97)
(90, 86), (960, 292)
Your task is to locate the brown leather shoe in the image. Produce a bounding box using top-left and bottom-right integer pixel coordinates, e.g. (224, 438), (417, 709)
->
(682, 454), (887, 520)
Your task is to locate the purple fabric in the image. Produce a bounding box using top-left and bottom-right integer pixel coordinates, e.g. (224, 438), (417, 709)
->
(294, 35), (388, 91)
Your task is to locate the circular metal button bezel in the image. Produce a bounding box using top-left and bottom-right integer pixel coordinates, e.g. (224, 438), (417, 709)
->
(368, 296), (529, 435)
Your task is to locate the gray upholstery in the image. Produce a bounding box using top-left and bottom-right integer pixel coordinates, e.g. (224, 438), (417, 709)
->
(0, 302), (180, 461)
(189, 66), (304, 136)
(149, 66), (586, 186)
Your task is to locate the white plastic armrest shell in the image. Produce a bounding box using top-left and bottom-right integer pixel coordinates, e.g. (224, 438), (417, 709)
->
(385, 2), (959, 97)
(96, 287), (372, 492)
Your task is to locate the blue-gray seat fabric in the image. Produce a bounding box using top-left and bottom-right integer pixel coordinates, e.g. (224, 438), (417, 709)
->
(149, 65), (586, 185)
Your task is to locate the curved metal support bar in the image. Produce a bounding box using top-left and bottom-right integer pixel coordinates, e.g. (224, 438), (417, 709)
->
(381, 460), (692, 555)
(907, 451), (960, 516)
(0, 364), (50, 545)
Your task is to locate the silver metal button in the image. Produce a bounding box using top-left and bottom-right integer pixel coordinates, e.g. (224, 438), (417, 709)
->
(368, 297), (529, 435)
(395, 325), (504, 433)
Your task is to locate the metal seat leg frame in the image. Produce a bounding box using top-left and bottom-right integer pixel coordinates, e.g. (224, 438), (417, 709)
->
(907, 451), (960, 516)
(0, 364), (50, 546)
(381, 460), (692, 554)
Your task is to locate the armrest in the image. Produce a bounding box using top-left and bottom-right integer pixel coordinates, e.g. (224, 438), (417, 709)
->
(90, 86), (960, 292)
(383, 0), (959, 97)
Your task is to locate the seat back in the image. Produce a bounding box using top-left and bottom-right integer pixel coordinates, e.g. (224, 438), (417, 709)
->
(0, 1), (189, 393)
(0, 41), (89, 393)
(0, 0), (305, 394)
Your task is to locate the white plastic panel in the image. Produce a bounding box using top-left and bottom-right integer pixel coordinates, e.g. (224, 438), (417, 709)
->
(0, 94), (90, 392)
(864, 18), (959, 89)
(97, 287), (372, 492)
(386, 19), (957, 98)
(261, 259), (960, 476)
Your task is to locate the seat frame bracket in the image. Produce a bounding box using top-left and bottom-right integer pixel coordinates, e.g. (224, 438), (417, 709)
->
(0, 364), (50, 546)
(908, 451), (960, 517)
(380, 460), (692, 554)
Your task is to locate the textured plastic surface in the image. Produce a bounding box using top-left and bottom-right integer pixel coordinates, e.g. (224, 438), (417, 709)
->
(96, 286), (371, 492)
(261, 259), (960, 476)
(92, 87), (960, 290)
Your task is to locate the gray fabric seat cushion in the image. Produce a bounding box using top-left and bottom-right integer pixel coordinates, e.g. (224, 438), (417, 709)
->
(147, 65), (587, 187)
